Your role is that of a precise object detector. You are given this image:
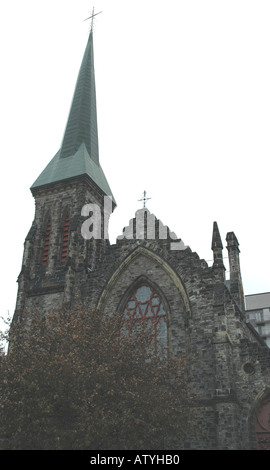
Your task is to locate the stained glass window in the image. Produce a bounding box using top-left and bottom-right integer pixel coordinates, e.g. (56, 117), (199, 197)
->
(122, 284), (167, 354)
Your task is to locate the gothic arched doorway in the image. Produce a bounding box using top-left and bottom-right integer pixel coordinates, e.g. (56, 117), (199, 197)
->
(256, 397), (270, 449)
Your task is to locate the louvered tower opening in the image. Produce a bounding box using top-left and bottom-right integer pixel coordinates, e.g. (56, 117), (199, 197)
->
(42, 219), (51, 266)
(61, 214), (70, 262)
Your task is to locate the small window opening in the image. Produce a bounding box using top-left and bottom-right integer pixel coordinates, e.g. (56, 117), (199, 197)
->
(61, 214), (70, 262)
(42, 219), (51, 266)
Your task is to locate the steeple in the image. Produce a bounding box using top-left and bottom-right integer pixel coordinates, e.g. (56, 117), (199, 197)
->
(13, 22), (116, 323)
(31, 28), (115, 204)
(60, 29), (99, 162)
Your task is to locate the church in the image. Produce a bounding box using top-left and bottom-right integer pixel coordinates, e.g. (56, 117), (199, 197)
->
(12, 19), (270, 450)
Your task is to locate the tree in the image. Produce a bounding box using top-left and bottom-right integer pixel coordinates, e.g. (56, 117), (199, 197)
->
(0, 303), (192, 450)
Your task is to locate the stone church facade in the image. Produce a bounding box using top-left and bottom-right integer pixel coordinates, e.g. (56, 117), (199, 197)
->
(13, 24), (270, 450)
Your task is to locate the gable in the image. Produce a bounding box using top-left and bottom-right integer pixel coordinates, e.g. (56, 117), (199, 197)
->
(97, 245), (191, 319)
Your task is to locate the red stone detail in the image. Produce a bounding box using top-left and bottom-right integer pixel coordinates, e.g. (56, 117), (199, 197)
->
(61, 215), (70, 262)
(42, 220), (51, 266)
(122, 285), (167, 353)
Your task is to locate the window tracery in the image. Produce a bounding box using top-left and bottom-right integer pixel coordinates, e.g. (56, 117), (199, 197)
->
(122, 284), (167, 354)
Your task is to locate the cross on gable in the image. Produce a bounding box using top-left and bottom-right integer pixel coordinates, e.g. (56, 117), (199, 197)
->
(138, 191), (151, 208)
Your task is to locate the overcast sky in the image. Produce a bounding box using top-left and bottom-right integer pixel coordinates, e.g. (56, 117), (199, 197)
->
(0, 0), (269, 320)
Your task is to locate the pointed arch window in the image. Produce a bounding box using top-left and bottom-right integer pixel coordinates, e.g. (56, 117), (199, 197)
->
(122, 284), (167, 355)
(61, 214), (70, 263)
(42, 219), (51, 266)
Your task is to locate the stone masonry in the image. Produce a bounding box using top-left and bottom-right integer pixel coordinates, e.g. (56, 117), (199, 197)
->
(11, 24), (270, 450)
(13, 201), (270, 449)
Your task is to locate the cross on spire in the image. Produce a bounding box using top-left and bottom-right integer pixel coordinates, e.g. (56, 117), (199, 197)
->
(84, 7), (102, 32)
(138, 190), (151, 208)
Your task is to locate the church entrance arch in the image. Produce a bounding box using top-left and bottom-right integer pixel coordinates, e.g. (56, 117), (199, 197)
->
(255, 395), (270, 449)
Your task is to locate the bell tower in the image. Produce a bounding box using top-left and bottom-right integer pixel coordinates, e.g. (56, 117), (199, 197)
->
(14, 25), (115, 321)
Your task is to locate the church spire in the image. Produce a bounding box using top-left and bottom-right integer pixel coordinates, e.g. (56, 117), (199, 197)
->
(59, 29), (99, 162)
(31, 21), (115, 204)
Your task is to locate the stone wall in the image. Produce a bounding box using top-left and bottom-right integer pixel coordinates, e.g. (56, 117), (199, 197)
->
(12, 198), (270, 449)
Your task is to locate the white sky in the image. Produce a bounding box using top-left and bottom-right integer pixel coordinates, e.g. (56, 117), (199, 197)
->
(0, 0), (269, 321)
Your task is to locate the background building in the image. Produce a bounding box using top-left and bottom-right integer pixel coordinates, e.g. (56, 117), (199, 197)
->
(245, 293), (270, 348)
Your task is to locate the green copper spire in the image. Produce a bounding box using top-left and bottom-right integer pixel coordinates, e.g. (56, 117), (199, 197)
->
(60, 29), (99, 162)
(31, 29), (115, 203)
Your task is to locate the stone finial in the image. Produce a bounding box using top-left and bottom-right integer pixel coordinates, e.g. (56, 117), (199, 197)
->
(226, 231), (240, 251)
(212, 221), (223, 250)
(226, 231), (245, 311)
(211, 222), (225, 277)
